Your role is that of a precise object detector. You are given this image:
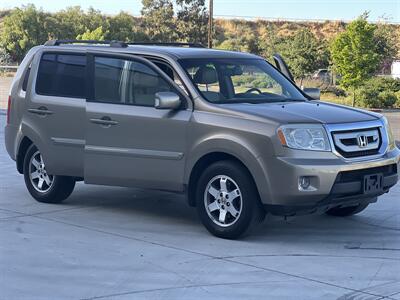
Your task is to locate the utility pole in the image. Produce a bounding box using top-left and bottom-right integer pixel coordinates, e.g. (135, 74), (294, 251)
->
(208, 0), (213, 48)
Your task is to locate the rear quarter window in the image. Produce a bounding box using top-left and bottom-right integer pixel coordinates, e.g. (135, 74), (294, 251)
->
(36, 53), (86, 98)
(22, 66), (31, 91)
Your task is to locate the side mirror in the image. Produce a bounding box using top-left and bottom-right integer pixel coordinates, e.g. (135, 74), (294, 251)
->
(302, 87), (321, 100)
(155, 92), (181, 110)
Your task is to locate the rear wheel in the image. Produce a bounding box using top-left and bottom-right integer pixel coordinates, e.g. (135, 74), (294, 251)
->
(196, 160), (265, 239)
(23, 145), (75, 203)
(325, 203), (369, 217)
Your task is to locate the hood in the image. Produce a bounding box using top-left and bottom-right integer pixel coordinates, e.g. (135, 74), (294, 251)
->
(220, 101), (380, 124)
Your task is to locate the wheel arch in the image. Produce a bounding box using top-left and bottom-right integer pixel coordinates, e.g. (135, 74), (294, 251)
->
(17, 122), (51, 174)
(185, 138), (271, 207)
(16, 136), (33, 174)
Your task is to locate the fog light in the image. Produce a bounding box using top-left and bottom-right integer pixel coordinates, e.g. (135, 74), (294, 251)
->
(299, 176), (311, 190)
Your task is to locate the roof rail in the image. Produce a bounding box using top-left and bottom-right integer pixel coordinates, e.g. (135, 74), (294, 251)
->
(127, 42), (205, 48)
(44, 39), (128, 48)
(44, 40), (206, 48)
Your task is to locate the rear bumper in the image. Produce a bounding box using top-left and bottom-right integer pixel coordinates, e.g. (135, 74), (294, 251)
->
(261, 147), (400, 214)
(4, 124), (18, 161)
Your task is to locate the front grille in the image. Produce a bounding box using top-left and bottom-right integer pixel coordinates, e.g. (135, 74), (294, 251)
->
(331, 127), (382, 158)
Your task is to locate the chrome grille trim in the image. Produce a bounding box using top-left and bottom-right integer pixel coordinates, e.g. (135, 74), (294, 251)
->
(324, 119), (388, 161)
(332, 129), (380, 153)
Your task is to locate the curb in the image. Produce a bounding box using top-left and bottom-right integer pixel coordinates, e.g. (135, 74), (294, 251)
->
(368, 109), (400, 113)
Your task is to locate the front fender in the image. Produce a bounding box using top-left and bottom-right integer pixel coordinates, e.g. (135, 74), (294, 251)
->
(184, 134), (273, 203)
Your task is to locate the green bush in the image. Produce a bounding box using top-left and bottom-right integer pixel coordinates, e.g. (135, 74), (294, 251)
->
(357, 77), (400, 108)
(357, 86), (380, 108)
(0, 47), (12, 66)
(378, 91), (397, 108)
(395, 91), (400, 108)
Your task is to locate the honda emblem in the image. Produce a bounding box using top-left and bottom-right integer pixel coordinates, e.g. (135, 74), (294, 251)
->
(357, 134), (368, 148)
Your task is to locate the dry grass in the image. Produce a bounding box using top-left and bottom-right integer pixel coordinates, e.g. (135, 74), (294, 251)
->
(320, 92), (354, 107)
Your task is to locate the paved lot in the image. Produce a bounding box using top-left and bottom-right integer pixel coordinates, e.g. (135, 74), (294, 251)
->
(1, 116), (400, 299)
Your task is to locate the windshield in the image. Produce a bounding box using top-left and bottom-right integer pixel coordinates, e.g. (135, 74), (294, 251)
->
(179, 58), (307, 104)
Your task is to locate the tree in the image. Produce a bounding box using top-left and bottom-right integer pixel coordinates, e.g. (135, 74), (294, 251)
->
(0, 5), (49, 61)
(52, 7), (90, 39)
(278, 28), (319, 83)
(107, 12), (147, 42)
(175, 0), (208, 44)
(330, 14), (380, 105)
(216, 20), (260, 53)
(76, 26), (106, 41)
(141, 0), (176, 42)
(53, 6), (107, 40)
(374, 22), (398, 74)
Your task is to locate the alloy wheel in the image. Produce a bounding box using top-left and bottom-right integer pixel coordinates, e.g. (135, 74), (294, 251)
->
(204, 175), (243, 227)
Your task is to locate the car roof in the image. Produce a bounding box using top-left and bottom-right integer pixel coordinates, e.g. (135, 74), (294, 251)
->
(41, 44), (261, 60)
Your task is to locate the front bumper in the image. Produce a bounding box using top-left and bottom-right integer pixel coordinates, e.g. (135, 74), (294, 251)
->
(261, 147), (400, 215)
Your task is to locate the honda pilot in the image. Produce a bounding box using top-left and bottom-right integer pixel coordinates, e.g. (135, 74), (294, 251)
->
(5, 40), (399, 239)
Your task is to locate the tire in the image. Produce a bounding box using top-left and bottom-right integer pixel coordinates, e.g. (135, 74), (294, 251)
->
(325, 203), (369, 217)
(23, 144), (75, 203)
(195, 160), (265, 239)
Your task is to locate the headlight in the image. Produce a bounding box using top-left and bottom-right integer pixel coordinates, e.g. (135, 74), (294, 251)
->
(278, 124), (331, 151)
(382, 117), (396, 150)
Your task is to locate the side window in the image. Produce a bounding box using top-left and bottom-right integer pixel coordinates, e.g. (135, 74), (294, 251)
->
(93, 56), (176, 107)
(152, 61), (189, 95)
(36, 53), (86, 98)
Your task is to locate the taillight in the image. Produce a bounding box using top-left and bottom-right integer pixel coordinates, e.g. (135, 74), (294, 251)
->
(6, 96), (11, 125)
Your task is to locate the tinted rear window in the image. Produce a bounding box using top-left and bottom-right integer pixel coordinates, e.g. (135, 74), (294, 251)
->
(36, 53), (86, 98)
(22, 67), (31, 91)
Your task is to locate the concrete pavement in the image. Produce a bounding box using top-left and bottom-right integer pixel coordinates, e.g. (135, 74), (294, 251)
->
(0, 115), (399, 299)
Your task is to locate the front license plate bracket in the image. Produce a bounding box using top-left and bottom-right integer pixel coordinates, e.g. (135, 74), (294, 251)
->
(363, 173), (383, 194)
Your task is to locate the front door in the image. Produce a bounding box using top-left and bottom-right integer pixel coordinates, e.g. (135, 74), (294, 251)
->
(84, 53), (191, 191)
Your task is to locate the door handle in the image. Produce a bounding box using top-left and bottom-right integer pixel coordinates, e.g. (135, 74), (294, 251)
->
(90, 117), (118, 126)
(28, 107), (53, 115)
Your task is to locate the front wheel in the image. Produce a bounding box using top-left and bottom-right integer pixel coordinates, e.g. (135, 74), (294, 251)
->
(196, 160), (265, 239)
(23, 145), (75, 203)
(325, 203), (369, 217)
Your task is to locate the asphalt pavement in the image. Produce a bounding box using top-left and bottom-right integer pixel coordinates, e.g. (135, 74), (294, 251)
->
(0, 115), (399, 300)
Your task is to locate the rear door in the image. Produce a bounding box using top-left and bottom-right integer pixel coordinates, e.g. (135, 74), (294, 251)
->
(84, 52), (191, 191)
(24, 49), (86, 177)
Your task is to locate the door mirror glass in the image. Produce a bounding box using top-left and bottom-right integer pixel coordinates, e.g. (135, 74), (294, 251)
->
(155, 92), (181, 110)
(302, 87), (321, 100)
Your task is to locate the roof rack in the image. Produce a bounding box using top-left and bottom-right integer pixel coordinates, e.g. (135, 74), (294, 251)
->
(44, 40), (205, 48)
(44, 39), (128, 48)
(127, 42), (205, 48)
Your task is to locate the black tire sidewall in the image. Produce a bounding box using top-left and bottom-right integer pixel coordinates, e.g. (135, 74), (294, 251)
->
(195, 160), (263, 239)
(23, 145), (74, 203)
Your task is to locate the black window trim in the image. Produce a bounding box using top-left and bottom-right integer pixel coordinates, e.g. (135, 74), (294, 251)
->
(87, 51), (191, 109)
(35, 51), (87, 99)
